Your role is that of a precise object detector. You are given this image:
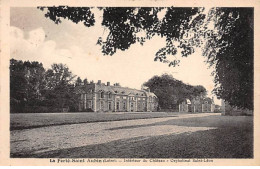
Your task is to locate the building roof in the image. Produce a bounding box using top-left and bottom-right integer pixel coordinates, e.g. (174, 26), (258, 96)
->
(76, 82), (157, 98)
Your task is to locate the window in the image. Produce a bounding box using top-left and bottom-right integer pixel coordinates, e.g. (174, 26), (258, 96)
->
(138, 103), (141, 109)
(116, 102), (120, 110)
(100, 92), (104, 98)
(88, 101), (92, 109)
(81, 94), (84, 100)
(108, 92), (112, 99)
(100, 101), (104, 110)
(123, 102), (126, 109)
(108, 102), (112, 110)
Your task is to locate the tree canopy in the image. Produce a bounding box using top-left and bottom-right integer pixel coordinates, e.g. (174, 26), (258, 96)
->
(10, 59), (79, 113)
(39, 7), (254, 110)
(143, 74), (207, 110)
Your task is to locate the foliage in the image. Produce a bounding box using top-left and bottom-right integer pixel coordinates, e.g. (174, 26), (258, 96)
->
(38, 6), (95, 26)
(143, 74), (207, 110)
(38, 7), (253, 110)
(10, 59), (78, 113)
(44, 63), (77, 111)
(10, 59), (46, 112)
(39, 7), (205, 67)
(203, 8), (253, 110)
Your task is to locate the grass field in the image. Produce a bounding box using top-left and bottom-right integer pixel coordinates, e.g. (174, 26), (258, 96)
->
(35, 115), (253, 158)
(10, 113), (253, 158)
(10, 112), (179, 130)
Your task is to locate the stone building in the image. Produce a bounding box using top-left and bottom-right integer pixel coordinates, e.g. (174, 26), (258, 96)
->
(75, 80), (158, 112)
(179, 97), (215, 113)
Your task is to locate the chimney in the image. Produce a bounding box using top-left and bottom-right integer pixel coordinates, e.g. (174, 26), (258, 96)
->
(97, 80), (101, 85)
(107, 82), (110, 86)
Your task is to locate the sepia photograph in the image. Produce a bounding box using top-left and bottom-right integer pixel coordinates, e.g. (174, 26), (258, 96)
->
(0, 1), (259, 165)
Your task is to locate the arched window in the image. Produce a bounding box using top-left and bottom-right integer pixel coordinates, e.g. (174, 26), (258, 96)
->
(108, 92), (112, 99)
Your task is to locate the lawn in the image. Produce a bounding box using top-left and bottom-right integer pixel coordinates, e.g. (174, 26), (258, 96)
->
(13, 114), (253, 158)
(10, 112), (179, 130)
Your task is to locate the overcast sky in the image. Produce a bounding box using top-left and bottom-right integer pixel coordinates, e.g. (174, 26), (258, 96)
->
(10, 7), (220, 104)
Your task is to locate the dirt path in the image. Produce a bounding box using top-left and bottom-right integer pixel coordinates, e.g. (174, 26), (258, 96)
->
(11, 113), (218, 156)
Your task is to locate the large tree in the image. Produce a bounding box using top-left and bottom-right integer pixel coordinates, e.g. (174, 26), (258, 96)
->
(10, 59), (46, 112)
(44, 63), (77, 111)
(203, 8), (253, 110)
(39, 7), (253, 110)
(143, 74), (207, 110)
(10, 59), (80, 113)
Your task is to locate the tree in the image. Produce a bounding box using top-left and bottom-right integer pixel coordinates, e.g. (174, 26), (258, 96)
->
(10, 59), (46, 113)
(44, 63), (77, 111)
(143, 74), (207, 110)
(39, 7), (253, 110)
(203, 8), (253, 110)
(39, 7), (204, 66)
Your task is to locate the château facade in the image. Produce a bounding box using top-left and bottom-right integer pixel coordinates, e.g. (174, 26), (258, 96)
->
(75, 80), (158, 112)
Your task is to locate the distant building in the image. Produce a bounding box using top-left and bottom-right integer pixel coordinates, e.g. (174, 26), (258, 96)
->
(179, 96), (215, 113)
(75, 80), (158, 112)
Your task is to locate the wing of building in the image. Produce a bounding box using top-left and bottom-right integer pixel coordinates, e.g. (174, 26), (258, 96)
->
(179, 96), (215, 113)
(75, 80), (158, 112)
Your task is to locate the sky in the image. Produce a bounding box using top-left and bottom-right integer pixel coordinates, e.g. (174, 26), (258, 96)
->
(10, 7), (220, 105)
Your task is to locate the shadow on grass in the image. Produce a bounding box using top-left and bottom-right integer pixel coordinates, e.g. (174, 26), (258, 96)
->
(107, 115), (253, 130)
(11, 115), (253, 158)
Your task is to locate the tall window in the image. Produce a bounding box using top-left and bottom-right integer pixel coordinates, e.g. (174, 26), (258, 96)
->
(123, 102), (126, 109)
(108, 92), (112, 99)
(116, 102), (120, 110)
(101, 92), (104, 98)
(88, 101), (92, 109)
(100, 101), (104, 110)
(138, 103), (141, 110)
(108, 102), (111, 110)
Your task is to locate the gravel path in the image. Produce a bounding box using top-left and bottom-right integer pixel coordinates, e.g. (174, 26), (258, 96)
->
(11, 113), (217, 156)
